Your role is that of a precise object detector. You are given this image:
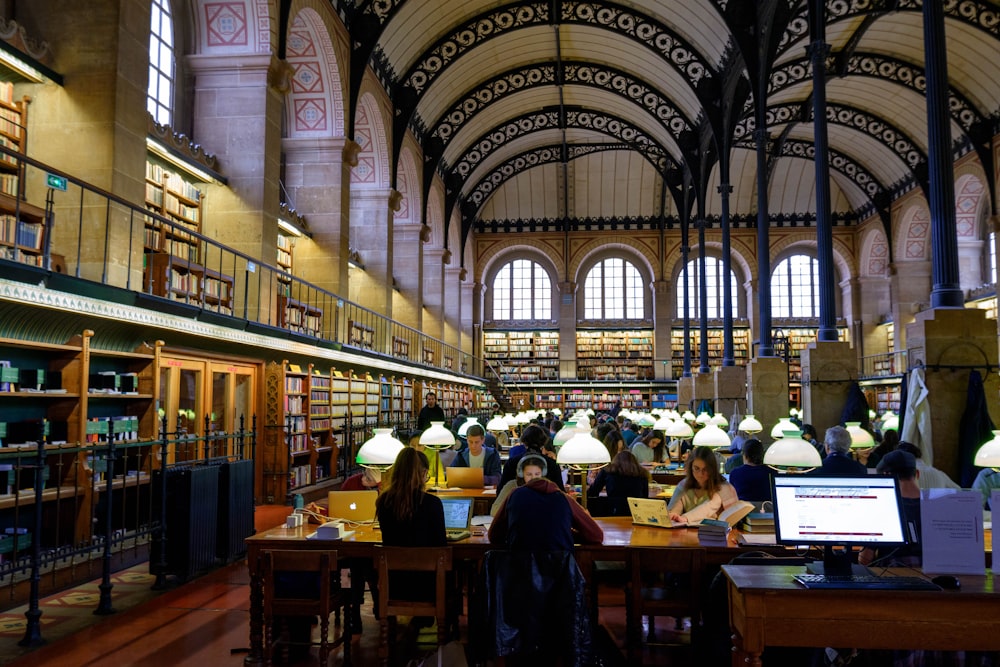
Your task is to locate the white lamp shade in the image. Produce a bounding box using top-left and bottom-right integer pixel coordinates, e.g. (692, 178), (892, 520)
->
(665, 419), (694, 439)
(845, 422), (875, 449)
(552, 408), (562, 416)
(709, 413), (729, 428)
(738, 414), (763, 434)
(694, 412), (712, 425)
(419, 421), (455, 450)
(770, 417), (798, 439)
(356, 428), (405, 468)
(692, 423), (731, 448)
(881, 414), (899, 432)
(636, 413), (656, 427)
(485, 415), (508, 432)
(457, 416), (481, 437)
(515, 412), (531, 424)
(975, 431), (1000, 467)
(681, 410), (696, 423)
(764, 431), (822, 469)
(653, 414), (673, 431)
(553, 421), (588, 449)
(557, 431), (611, 470)
(881, 410), (895, 422)
(503, 413), (518, 427)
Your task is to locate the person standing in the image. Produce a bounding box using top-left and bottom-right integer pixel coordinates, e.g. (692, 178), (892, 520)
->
(416, 391), (446, 432)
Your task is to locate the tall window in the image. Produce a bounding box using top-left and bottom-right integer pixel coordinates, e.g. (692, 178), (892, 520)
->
(675, 257), (738, 318)
(583, 258), (644, 319)
(771, 254), (819, 318)
(990, 231), (997, 284)
(147, 0), (175, 125)
(492, 259), (551, 320)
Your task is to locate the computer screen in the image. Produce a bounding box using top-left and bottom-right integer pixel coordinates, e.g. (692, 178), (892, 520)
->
(771, 475), (909, 548)
(440, 497), (473, 530)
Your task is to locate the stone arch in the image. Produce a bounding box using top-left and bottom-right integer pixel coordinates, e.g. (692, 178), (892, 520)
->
(426, 183), (446, 248)
(284, 7), (344, 137)
(896, 203), (931, 262)
(568, 235), (658, 284)
(395, 144), (420, 225)
(668, 241), (750, 320)
(191, 0), (273, 54)
(351, 90), (390, 187)
(860, 227), (890, 278)
(769, 234), (853, 283)
(481, 247), (561, 324)
(574, 244), (656, 321)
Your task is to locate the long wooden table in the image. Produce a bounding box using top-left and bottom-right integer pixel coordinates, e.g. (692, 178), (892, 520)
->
(723, 565), (1000, 666)
(242, 517), (751, 666)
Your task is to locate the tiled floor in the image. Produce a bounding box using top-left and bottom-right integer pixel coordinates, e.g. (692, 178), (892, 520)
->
(0, 506), (696, 666)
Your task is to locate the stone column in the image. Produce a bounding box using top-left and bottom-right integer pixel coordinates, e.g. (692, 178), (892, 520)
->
(652, 279), (672, 379)
(281, 137), (354, 296)
(715, 366), (747, 422)
(559, 281), (577, 379)
(391, 223), (424, 329)
(348, 188), (397, 318)
(905, 308), (1000, 480)
(800, 341), (856, 435)
(422, 247), (446, 342)
(889, 261), (932, 350)
(747, 357), (789, 443)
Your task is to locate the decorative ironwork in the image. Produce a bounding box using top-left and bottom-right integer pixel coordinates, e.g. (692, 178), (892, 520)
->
(446, 106), (675, 181)
(780, 139), (887, 199)
(369, 46), (397, 91)
(769, 52), (985, 133)
(402, 1), (712, 95)
(734, 102), (926, 170)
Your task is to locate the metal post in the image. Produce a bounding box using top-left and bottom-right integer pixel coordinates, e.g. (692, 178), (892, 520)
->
(19, 425), (47, 646)
(95, 424), (117, 615)
(152, 414), (170, 590)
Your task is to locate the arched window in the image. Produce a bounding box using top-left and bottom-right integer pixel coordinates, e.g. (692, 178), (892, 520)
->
(990, 232), (997, 285)
(583, 258), (644, 319)
(147, 0), (175, 125)
(492, 259), (551, 320)
(772, 254), (819, 318)
(675, 257), (738, 318)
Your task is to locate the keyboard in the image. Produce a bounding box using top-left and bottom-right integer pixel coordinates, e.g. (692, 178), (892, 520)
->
(445, 530), (471, 542)
(794, 573), (941, 591)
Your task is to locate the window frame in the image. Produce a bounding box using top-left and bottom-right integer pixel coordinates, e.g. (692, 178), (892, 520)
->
(490, 258), (552, 322)
(147, 0), (176, 126)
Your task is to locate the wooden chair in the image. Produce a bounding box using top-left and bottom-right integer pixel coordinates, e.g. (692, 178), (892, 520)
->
(262, 549), (351, 667)
(625, 546), (705, 664)
(374, 545), (453, 666)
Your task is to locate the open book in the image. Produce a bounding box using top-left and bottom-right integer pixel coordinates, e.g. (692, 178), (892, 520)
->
(716, 500), (755, 527)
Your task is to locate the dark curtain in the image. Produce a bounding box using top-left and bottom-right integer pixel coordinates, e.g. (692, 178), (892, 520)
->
(958, 370), (994, 487)
(840, 381), (871, 431)
(896, 370), (910, 439)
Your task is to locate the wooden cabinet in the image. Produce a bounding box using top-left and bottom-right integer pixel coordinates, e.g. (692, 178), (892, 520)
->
(576, 329), (653, 380)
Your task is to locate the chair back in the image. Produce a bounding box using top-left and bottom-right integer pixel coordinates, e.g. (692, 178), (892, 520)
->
(374, 545), (452, 620)
(629, 546), (705, 619)
(263, 548), (339, 618)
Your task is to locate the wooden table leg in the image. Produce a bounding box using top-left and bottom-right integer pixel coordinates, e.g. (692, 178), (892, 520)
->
(731, 632), (762, 667)
(244, 563), (264, 666)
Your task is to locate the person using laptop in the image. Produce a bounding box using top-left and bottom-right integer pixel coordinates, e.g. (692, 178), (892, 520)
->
(489, 455), (603, 550)
(667, 445), (739, 524)
(450, 423), (501, 485)
(588, 450), (650, 514)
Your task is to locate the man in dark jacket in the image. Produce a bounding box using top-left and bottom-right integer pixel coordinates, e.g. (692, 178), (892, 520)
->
(812, 425), (867, 477)
(416, 391), (446, 432)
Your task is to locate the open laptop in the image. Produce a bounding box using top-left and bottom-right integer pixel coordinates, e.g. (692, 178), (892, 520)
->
(627, 497), (690, 528)
(440, 497), (473, 541)
(446, 466), (485, 489)
(327, 490), (378, 523)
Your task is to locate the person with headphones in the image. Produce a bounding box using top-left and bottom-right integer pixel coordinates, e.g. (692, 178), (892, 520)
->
(488, 454), (603, 550)
(499, 423), (565, 491)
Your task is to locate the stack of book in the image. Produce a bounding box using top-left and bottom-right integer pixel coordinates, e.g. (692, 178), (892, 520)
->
(740, 511), (775, 533)
(698, 518), (731, 546)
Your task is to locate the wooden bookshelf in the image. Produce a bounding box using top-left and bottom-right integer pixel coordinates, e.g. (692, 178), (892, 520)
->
(348, 320), (374, 350)
(278, 295), (322, 337)
(0, 90), (46, 269)
(543, 383), (675, 413)
(483, 330), (559, 382)
(144, 160), (202, 257)
(144, 252), (234, 315)
(576, 329), (653, 380)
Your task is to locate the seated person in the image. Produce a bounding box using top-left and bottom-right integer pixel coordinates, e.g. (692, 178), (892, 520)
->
(667, 446), (739, 524)
(588, 450), (650, 510)
(727, 439), (772, 503)
(489, 455), (603, 550)
(972, 465), (1000, 509)
(450, 424), (501, 486)
(895, 441), (960, 491)
(630, 430), (669, 465)
(339, 467), (382, 491)
(859, 450), (922, 568)
(500, 424), (565, 491)
(810, 425), (867, 477)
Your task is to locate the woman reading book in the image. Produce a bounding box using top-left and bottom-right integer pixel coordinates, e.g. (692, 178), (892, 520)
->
(667, 445), (739, 524)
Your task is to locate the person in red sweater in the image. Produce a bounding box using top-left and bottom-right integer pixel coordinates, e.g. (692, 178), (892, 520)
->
(339, 468), (382, 491)
(489, 454), (603, 550)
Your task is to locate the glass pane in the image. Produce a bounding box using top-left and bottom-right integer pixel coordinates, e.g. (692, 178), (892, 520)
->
(233, 373), (253, 432)
(211, 372), (228, 434)
(178, 369), (200, 437)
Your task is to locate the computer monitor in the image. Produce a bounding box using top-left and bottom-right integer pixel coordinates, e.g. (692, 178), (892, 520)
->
(771, 474), (909, 576)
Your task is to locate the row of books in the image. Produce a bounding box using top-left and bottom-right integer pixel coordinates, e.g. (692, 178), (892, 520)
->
(0, 215), (42, 250)
(84, 415), (142, 443)
(0, 81), (16, 106)
(0, 107), (23, 140)
(0, 173), (18, 196)
(0, 245), (43, 266)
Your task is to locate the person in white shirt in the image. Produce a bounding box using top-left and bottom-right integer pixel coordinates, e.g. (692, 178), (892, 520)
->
(895, 441), (959, 491)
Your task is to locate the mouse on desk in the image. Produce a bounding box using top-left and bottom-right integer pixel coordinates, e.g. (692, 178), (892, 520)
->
(931, 575), (961, 590)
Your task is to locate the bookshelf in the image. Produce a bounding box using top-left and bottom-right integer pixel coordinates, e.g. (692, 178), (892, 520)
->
(576, 329), (653, 380)
(348, 320), (374, 350)
(143, 253), (234, 315)
(0, 87), (46, 269)
(669, 326), (750, 378)
(278, 295), (322, 337)
(392, 336), (411, 360)
(380, 375), (414, 425)
(529, 383), (676, 413)
(483, 330), (559, 381)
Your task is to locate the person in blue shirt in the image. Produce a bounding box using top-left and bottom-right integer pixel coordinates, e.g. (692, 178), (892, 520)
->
(727, 439), (772, 503)
(451, 424), (502, 486)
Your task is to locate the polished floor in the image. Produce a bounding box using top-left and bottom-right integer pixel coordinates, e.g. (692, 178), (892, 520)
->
(0, 506), (698, 666)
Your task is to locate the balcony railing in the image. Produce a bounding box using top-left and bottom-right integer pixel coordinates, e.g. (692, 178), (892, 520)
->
(0, 146), (481, 378)
(859, 350), (908, 379)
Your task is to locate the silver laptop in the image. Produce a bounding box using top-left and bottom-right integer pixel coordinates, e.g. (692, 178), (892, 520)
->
(627, 497), (690, 528)
(441, 497), (473, 541)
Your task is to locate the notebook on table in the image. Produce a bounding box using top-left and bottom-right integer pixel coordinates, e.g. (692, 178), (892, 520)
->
(440, 497), (474, 541)
(445, 466), (485, 489)
(627, 497), (690, 528)
(327, 490), (378, 523)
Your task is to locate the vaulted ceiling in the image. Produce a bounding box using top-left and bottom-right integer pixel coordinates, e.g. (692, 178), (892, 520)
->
(331, 0), (1000, 254)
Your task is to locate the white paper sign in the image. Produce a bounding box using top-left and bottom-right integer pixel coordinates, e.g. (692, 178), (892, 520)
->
(919, 489), (985, 575)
